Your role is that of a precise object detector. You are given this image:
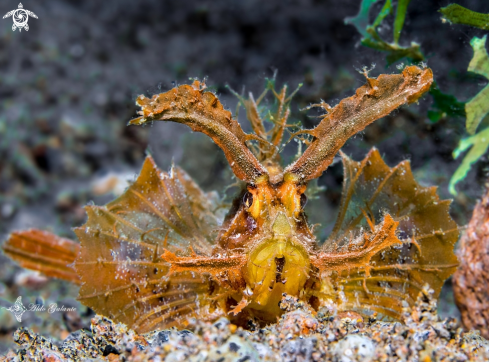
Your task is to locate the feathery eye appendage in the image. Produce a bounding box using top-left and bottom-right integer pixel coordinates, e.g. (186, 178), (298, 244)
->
(3, 65), (459, 332)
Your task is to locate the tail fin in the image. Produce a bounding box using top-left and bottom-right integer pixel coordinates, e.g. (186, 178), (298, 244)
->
(2, 229), (81, 285)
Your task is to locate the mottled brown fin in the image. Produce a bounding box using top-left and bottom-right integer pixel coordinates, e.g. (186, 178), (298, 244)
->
(315, 148), (459, 320)
(74, 155), (226, 332)
(130, 80), (268, 183)
(161, 249), (246, 290)
(285, 66), (433, 181)
(313, 214), (401, 273)
(2, 229), (81, 284)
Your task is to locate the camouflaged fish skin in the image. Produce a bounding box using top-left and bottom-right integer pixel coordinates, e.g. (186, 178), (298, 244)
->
(3, 65), (459, 333)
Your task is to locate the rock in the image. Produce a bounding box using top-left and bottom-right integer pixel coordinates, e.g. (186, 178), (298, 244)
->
(207, 335), (260, 362)
(333, 335), (375, 362)
(453, 186), (489, 339)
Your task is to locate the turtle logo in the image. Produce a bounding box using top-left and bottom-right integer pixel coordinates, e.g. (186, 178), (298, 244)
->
(2, 296), (27, 322)
(3, 3), (38, 32)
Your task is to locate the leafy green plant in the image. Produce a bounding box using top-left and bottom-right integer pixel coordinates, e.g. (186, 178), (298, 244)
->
(347, 1), (489, 195)
(345, 0), (424, 65)
(440, 4), (489, 30)
(346, 0), (465, 123)
(427, 83), (466, 123)
(450, 36), (489, 194)
(451, 127), (489, 195)
(464, 36), (489, 136)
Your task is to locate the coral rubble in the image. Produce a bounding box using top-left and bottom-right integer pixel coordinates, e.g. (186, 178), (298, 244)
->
(3, 288), (488, 362)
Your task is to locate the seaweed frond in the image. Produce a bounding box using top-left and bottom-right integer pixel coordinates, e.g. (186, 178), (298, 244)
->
(345, 0), (424, 65)
(450, 36), (489, 194)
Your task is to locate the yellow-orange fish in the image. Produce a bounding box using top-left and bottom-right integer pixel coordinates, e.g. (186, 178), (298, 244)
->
(3, 65), (458, 333)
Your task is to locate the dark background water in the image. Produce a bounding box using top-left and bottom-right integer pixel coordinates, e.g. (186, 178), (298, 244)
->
(0, 0), (487, 352)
